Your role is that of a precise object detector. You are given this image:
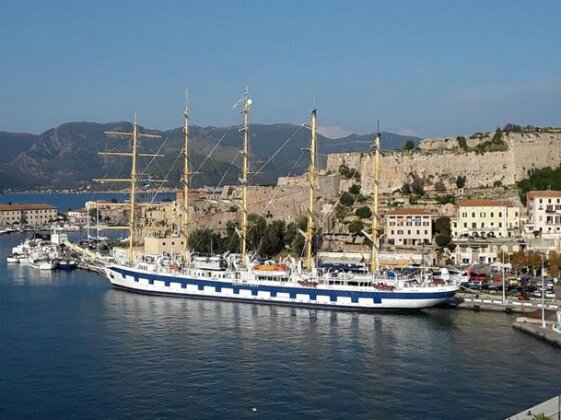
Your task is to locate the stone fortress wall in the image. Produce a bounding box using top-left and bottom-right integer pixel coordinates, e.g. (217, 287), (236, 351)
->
(325, 132), (561, 194)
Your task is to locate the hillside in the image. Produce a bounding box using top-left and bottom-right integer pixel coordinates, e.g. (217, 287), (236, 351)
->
(0, 122), (418, 190)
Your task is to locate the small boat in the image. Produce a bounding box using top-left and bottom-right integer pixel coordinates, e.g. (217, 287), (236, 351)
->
(58, 260), (78, 270)
(29, 258), (58, 270)
(6, 254), (20, 263)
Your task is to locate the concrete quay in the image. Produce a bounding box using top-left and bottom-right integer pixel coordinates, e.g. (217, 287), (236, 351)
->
(454, 292), (560, 314)
(507, 393), (561, 419)
(512, 320), (561, 348)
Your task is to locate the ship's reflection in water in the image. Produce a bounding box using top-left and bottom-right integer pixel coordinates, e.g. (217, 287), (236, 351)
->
(97, 288), (560, 419)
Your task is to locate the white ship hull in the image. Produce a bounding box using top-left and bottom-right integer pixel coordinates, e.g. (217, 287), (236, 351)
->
(105, 265), (458, 311)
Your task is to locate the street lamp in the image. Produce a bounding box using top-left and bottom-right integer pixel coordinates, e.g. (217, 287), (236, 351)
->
(501, 248), (506, 305)
(541, 253), (546, 328)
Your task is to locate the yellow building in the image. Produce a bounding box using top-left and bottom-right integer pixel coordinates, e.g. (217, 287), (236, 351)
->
(0, 203), (58, 226)
(451, 199), (520, 239)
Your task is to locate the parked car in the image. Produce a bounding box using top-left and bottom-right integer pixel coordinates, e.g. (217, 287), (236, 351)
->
(469, 273), (488, 282)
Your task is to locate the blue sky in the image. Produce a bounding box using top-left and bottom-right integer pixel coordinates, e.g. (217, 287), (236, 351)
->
(1, 0), (560, 138)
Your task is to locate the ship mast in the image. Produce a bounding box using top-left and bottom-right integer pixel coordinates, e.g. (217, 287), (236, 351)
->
(370, 131), (381, 273)
(305, 109), (317, 271)
(240, 92), (252, 268)
(182, 92), (191, 261)
(95, 112), (162, 265)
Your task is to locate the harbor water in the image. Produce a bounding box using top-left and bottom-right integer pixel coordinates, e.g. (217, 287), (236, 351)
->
(1, 235), (561, 418)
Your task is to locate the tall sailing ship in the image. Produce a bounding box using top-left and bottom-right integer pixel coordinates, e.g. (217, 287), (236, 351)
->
(100, 93), (459, 311)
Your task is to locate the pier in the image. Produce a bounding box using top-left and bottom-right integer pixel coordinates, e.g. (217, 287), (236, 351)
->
(507, 394), (561, 419)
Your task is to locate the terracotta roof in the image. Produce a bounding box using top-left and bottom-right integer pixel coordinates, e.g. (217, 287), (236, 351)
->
(458, 199), (513, 207)
(0, 203), (57, 211)
(385, 208), (432, 216)
(526, 190), (561, 199)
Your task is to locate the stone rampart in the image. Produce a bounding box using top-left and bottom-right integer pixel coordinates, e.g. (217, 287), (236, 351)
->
(326, 132), (561, 194)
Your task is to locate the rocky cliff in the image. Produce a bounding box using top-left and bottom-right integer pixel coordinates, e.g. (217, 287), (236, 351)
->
(326, 132), (561, 194)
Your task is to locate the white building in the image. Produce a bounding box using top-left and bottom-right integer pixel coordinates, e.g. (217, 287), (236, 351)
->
(385, 208), (432, 246)
(524, 190), (561, 238)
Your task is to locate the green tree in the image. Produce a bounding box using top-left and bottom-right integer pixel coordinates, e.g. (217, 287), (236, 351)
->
(223, 220), (240, 253)
(349, 184), (361, 195)
(401, 182), (412, 195)
(456, 175), (466, 189)
(457, 136), (468, 151)
(338, 164), (350, 177)
(404, 140), (415, 150)
(340, 192), (355, 207)
(434, 180), (446, 192)
(411, 177), (425, 196)
(259, 221), (285, 257)
(517, 165), (561, 205)
(434, 216), (451, 236)
(247, 214), (267, 251)
(335, 205), (348, 221)
(436, 194), (456, 205)
(188, 229), (223, 254)
(355, 206), (372, 219)
(347, 220), (364, 242)
(435, 233), (451, 248)
(288, 217), (308, 256)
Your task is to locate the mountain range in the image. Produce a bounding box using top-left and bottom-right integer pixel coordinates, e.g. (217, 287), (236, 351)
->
(0, 122), (420, 190)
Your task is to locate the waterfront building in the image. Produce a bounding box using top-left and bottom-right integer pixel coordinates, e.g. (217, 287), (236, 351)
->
(385, 208), (432, 246)
(524, 190), (561, 238)
(0, 203), (57, 226)
(143, 236), (186, 255)
(451, 199), (520, 239)
(452, 237), (524, 265)
(66, 208), (88, 225)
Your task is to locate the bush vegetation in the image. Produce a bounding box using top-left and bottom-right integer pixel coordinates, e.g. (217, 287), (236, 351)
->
(517, 165), (561, 205)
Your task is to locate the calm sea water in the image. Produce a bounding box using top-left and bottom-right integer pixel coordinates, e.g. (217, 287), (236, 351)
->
(1, 198), (560, 419)
(0, 191), (175, 211)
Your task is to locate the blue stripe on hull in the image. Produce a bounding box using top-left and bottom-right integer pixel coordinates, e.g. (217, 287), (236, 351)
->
(108, 266), (457, 307)
(110, 283), (427, 313)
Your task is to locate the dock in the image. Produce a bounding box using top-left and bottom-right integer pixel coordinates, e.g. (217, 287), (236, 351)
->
(512, 319), (561, 348)
(454, 291), (560, 314)
(507, 393), (561, 419)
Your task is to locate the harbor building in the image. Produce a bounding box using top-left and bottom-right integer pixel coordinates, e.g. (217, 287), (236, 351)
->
(452, 238), (525, 265)
(0, 203), (57, 226)
(385, 208), (433, 246)
(524, 190), (561, 238)
(451, 199), (520, 239)
(66, 208), (88, 225)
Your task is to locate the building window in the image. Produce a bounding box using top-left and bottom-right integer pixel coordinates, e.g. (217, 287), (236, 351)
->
(498, 212), (502, 217)
(480, 212), (486, 218)
(472, 212), (475, 218)
(463, 223), (467, 228)
(490, 212), (494, 217)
